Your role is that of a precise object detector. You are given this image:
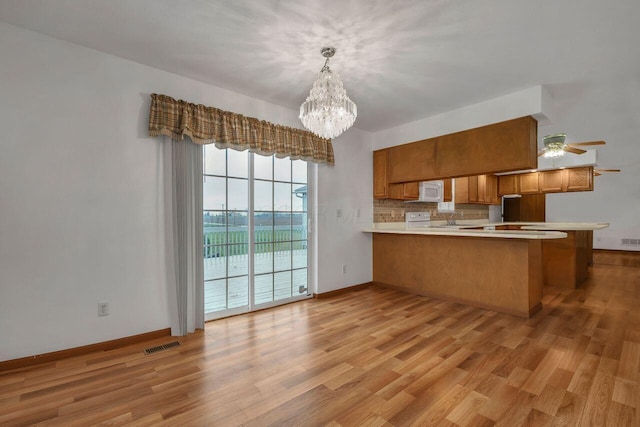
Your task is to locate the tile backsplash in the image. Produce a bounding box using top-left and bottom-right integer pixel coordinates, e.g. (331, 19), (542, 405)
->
(373, 199), (490, 223)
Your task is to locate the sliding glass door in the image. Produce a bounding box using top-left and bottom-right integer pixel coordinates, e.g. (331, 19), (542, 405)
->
(203, 148), (250, 316)
(203, 146), (310, 320)
(253, 155), (308, 306)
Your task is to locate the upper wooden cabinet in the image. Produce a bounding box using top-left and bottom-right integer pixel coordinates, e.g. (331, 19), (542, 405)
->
(498, 174), (518, 195)
(454, 177), (469, 204)
(374, 148), (450, 201)
(373, 149), (389, 199)
(479, 174), (500, 204)
(386, 138), (437, 184)
(388, 182), (419, 200)
(519, 172), (540, 194)
(498, 167), (594, 196)
(386, 116), (538, 183)
(564, 167), (593, 191)
(374, 149), (420, 201)
(455, 175), (500, 205)
(443, 178), (453, 202)
(538, 169), (564, 193)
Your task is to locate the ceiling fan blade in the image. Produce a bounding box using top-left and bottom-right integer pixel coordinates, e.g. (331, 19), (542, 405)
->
(564, 146), (587, 155)
(568, 140), (606, 147)
(594, 168), (621, 172)
(537, 149), (546, 157)
(594, 171), (602, 176)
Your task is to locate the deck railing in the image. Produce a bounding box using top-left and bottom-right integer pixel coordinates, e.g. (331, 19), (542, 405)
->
(203, 225), (307, 258)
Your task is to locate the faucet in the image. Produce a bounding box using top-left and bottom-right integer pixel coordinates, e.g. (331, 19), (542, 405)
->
(447, 210), (464, 225)
(447, 212), (457, 225)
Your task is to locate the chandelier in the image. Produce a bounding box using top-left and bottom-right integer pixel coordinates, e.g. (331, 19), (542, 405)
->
(299, 47), (357, 139)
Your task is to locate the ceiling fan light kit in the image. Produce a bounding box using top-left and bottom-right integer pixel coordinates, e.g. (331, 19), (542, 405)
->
(539, 134), (607, 158)
(542, 133), (568, 158)
(299, 47), (357, 140)
(538, 133), (619, 177)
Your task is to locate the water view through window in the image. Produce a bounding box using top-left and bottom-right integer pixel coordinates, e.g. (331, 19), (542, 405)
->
(203, 147), (309, 318)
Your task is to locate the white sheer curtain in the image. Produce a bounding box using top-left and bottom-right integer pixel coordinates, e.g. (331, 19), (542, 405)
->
(163, 136), (204, 335)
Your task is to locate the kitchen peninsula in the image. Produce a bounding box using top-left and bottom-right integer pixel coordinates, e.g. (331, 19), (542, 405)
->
(476, 222), (609, 289)
(363, 222), (607, 317)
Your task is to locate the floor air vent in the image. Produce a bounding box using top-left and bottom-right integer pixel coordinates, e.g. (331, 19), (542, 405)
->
(144, 341), (181, 355)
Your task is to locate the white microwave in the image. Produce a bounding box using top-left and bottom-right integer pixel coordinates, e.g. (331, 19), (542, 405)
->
(417, 180), (444, 202)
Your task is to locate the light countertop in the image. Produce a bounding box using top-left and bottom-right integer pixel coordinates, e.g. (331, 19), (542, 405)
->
(507, 222), (609, 231)
(362, 222), (568, 240)
(363, 221), (608, 239)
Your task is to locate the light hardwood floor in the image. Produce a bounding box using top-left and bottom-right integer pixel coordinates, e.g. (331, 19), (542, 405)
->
(1, 253), (640, 426)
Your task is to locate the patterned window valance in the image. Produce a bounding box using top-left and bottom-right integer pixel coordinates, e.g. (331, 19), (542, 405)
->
(148, 93), (334, 165)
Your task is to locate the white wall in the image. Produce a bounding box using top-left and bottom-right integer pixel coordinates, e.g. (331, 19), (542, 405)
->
(371, 86), (553, 150)
(541, 78), (640, 250)
(0, 22), (373, 361)
(316, 128), (373, 293)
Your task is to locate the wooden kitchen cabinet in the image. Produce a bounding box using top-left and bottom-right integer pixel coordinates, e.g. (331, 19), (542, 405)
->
(385, 180), (451, 201)
(374, 147), (453, 201)
(468, 176), (479, 202)
(539, 166), (593, 193)
(498, 174), (519, 196)
(405, 182), (420, 199)
(454, 177), (469, 204)
(373, 149), (389, 199)
(534, 167), (594, 193)
(386, 116), (538, 183)
(500, 166), (594, 196)
(479, 174), (500, 204)
(503, 194), (546, 222)
(564, 167), (593, 191)
(373, 232), (543, 317)
(388, 182), (419, 200)
(538, 169), (564, 193)
(443, 178), (453, 202)
(435, 116), (538, 179)
(387, 138), (437, 184)
(518, 172), (540, 194)
(374, 149), (419, 200)
(455, 175), (500, 205)
(375, 125), (594, 201)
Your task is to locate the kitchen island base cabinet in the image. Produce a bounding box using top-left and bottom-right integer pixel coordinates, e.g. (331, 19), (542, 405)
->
(542, 230), (590, 288)
(373, 233), (543, 318)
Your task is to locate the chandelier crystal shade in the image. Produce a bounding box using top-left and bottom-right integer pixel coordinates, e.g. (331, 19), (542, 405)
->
(299, 47), (357, 140)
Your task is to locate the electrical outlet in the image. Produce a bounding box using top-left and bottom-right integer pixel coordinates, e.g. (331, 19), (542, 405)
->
(98, 302), (109, 317)
(337, 209), (343, 218)
(342, 265), (347, 274)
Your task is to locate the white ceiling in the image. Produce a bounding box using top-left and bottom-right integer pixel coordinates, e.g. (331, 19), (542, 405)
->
(1, 0), (639, 132)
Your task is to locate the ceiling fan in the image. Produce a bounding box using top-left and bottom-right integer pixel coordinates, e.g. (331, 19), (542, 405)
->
(538, 133), (606, 158)
(593, 168), (621, 176)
